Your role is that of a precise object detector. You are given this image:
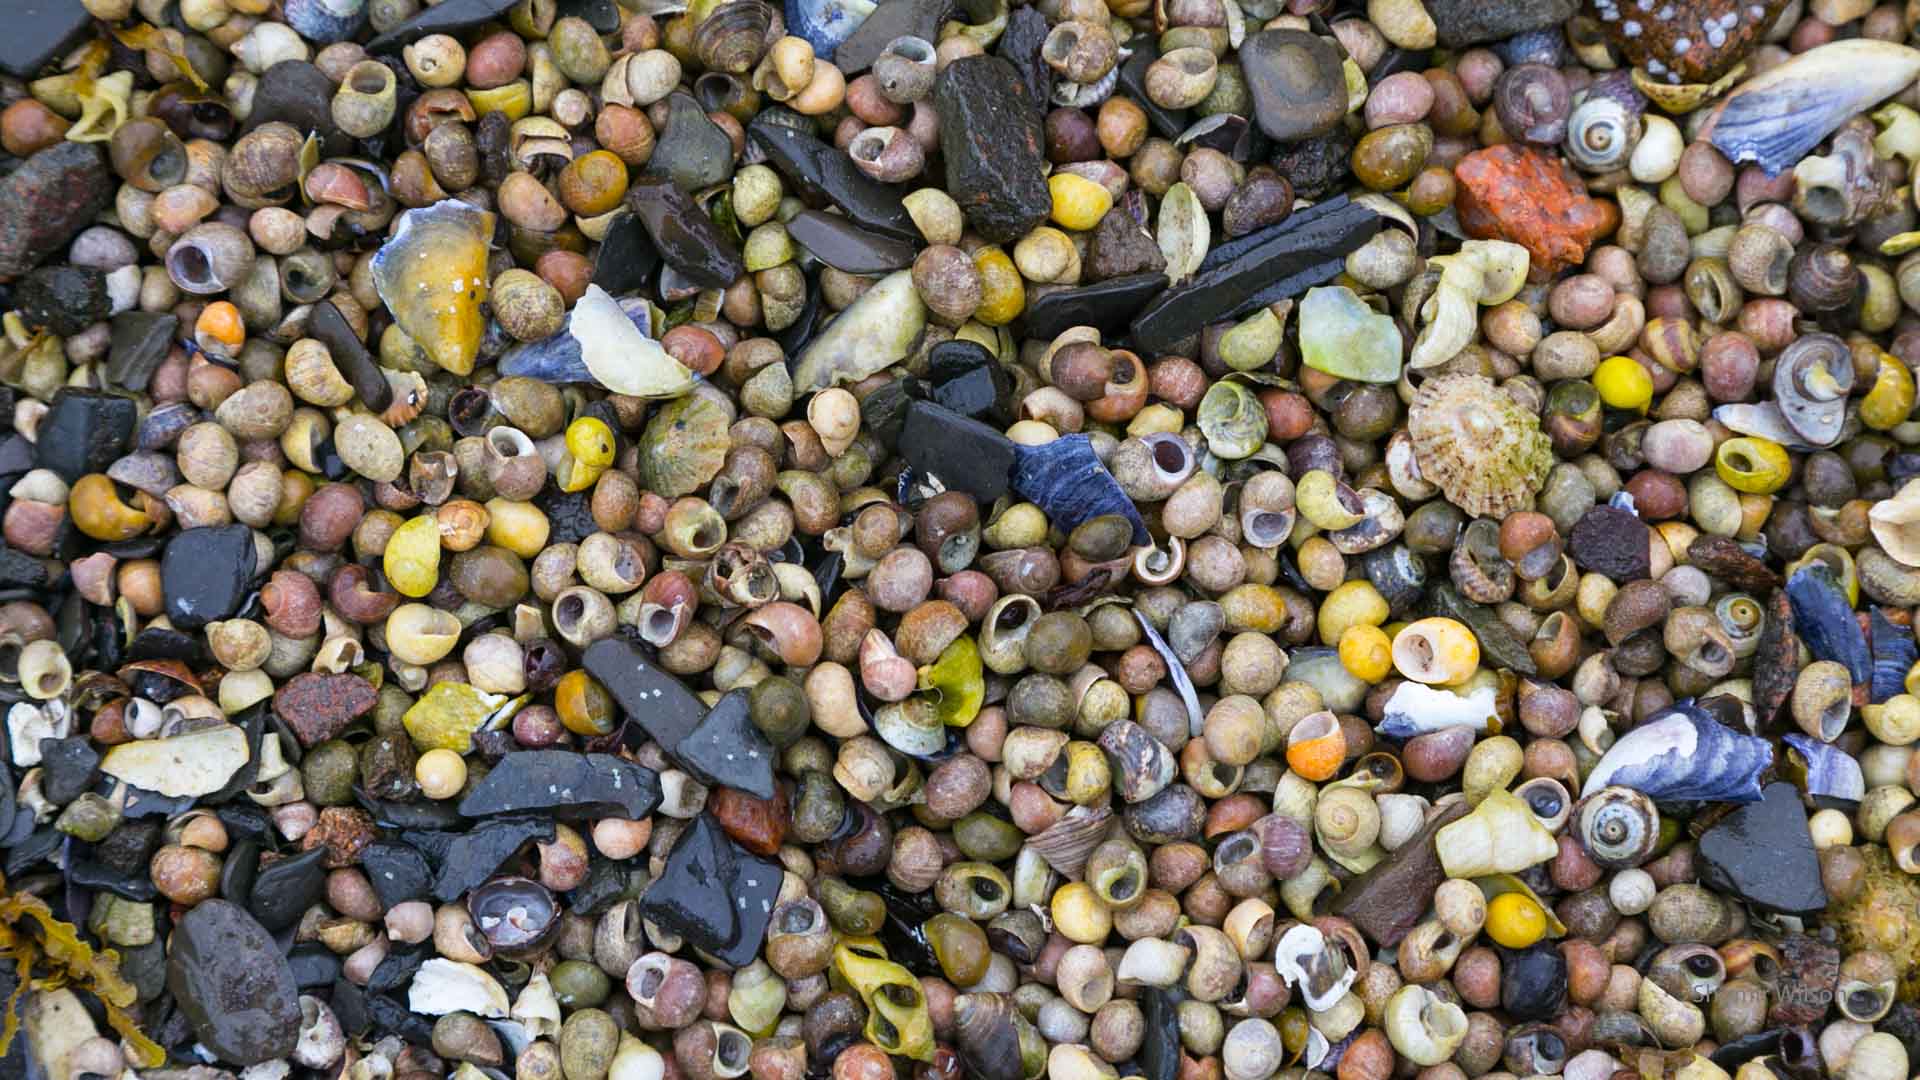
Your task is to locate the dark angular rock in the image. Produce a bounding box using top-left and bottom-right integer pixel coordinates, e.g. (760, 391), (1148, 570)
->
(366, 942), (430, 994)
(1569, 505), (1652, 582)
(431, 815), (555, 903)
(307, 300), (392, 413)
(1131, 196), (1379, 354)
(0, 142), (115, 279)
(786, 210), (918, 274)
(646, 92), (737, 192)
(584, 638), (708, 748)
(833, 0), (953, 73)
(250, 846), (331, 932)
(1501, 943), (1568, 1021)
(1139, 988), (1180, 1080)
(16, 266), (109, 336)
(106, 312), (179, 394)
(677, 690), (776, 798)
(899, 400), (1018, 504)
(221, 839), (260, 907)
(1269, 126), (1353, 199)
(997, 6), (1054, 113)
(636, 813), (782, 968)
(1330, 800), (1469, 946)
(748, 115), (917, 239)
(593, 211), (661, 295)
(935, 57), (1051, 245)
(458, 750), (663, 819)
(166, 900), (302, 1066)
(1685, 533), (1779, 592)
(162, 524), (257, 630)
(71, 856), (158, 901)
(1, 0), (93, 78)
(36, 388), (136, 483)
(927, 341), (1013, 426)
(626, 178), (745, 289)
(238, 61), (348, 153)
(1021, 273), (1167, 342)
(0, 548), (45, 590)
(860, 377), (923, 451)
(1698, 781), (1828, 915)
(37, 737), (98, 806)
(94, 818), (161, 876)
(362, 840), (434, 908)
(1117, 43), (1189, 140)
(274, 672), (378, 747)
(1427, 0), (1578, 46)
(367, 0), (520, 51)
(287, 944), (343, 990)
(1241, 30), (1348, 143)
(1086, 207), (1167, 282)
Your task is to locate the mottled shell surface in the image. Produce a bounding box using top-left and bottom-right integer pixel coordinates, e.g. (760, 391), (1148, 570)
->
(1408, 374), (1552, 518)
(641, 394), (732, 498)
(369, 200), (495, 376)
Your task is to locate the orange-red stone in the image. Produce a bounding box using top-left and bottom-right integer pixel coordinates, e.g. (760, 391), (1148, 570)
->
(1453, 145), (1610, 279)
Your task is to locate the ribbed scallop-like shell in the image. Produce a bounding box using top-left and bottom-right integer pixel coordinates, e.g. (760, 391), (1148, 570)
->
(1407, 374), (1551, 518)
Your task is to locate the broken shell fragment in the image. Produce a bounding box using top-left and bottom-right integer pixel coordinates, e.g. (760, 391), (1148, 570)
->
(369, 200), (495, 376)
(791, 270), (928, 394)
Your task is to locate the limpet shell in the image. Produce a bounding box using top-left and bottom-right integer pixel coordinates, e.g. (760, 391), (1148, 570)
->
(369, 200), (495, 376)
(641, 394), (733, 498)
(1407, 374), (1551, 518)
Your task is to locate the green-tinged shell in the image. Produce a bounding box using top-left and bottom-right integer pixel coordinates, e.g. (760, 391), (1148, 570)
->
(1831, 845), (1920, 1002)
(385, 513), (442, 598)
(641, 394), (731, 497)
(370, 200), (495, 376)
(402, 682), (521, 751)
(1408, 374), (1551, 518)
(874, 697), (946, 756)
(1157, 182), (1207, 283)
(1218, 306), (1284, 372)
(918, 636), (984, 728)
(791, 270), (927, 394)
(570, 285), (696, 398)
(832, 940), (935, 1061)
(1300, 286), (1400, 383)
(1198, 380), (1267, 460)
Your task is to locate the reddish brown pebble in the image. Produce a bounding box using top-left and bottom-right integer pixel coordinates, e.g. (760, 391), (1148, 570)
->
(1454, 144), (1610, 279)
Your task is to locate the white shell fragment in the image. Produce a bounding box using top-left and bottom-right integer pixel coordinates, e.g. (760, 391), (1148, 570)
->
(1272, 924), (1358, 1013)
(1377, 682), (1498, 739)
(408, 959), (511, 1019)
(7, 701), (69, 767)
(99, 723), (250, 797)
(571, 285), (696, 399)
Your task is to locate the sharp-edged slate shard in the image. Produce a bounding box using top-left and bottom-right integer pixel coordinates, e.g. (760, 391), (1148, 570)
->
(592, 212), (661, 295)
(1698, 781), (1829, 915)
(367, 0), (519, 51)
(899, 401), (1018, 505)
(1020, 273), (1167, 342)
(161, 524), (258, 630)
(832, 0), (952, 73)
(1139, 989), (1180, 1080)
(748, 115), (918, 239)
(362, 840), (434, 908)
(675, 689), (776, 799)
(249, 845), (331, 932)
(646, 93), (737, 192)
(1, 0), (94, 78)
(1131, 195), (1379, 354)
(37, 389), (136, 484)
(626, 178), (746, 289)
(935, 57), (1052, 245)
(458, 750), (663, 819)
(636, 813), (782, 968)
(106, 312), (178, 394)
(786, 210), (919, 274)
(430, 816), (555, 903)
(308, 300), (392, 412)
(583, 637), (707, 749)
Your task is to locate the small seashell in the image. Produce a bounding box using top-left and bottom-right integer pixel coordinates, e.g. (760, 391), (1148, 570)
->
(1135, 611), (1202, 737)
(369, 200), (495, 376)
(1573, 786), (1659, 869)
(640, 394), (733, 498)
(1376, 682), (1498, 739)
(407, 958), (510, 1018)
(1434, 788), (1560, 877)
(1408, 374), (1552, 519)
(1157, 182), (1208, 284)
(1869, 478), (1920, 568)
(1579, 701), (1772, 803)
(1272, 924), (1356, 1013)
(1027, 805), (1113, 878)
(498, 285), (695, 399)
(1782, 732), (1866, 807)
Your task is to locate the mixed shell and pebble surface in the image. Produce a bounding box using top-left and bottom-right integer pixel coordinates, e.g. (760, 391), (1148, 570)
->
(21, 0), (1920, 1079)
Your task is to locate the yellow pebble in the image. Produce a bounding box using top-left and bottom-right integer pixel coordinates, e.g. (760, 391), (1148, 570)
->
(415, 748), (469, 800)
(1048, 173), (1114, 231)
(383, 513), (442, 598)
(972, 246), (1025, 326)
(1338, 624), (1393, 683)
(1050, 881), (1112, 944)
(1594, 355), (1653, 412)
(1318, 579), (1388, 646)
(1485, 892), (1547, 948)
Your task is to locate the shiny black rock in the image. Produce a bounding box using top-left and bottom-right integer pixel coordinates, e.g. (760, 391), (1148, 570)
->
(161, 524), (257, 630)
(166, 900), (302, 1066)
(1698, 781), (1829, 915)
(249, 845), (331, 932)
(899, 401), (1018, 504)
(458, 750), (663, 819)
(676, 689), (776, 799)
(583, 638), (708, 748)
(15, 266), (108, 336)
(626, 178), (745, 289)
(36, 388), (136, 483)
(636, 813), (782, 968)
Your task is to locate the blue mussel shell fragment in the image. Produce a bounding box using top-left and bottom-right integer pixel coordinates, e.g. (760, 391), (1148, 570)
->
(1783, 732), (1866, 806)
(1871, 606), (1915, 704)
(1011, 435), (1150, 546)
(1786, 563), (1871, 687)
(1580, 700), (1772, 804)
(785, 0), (877, 59)
(498, 295), (658, 386)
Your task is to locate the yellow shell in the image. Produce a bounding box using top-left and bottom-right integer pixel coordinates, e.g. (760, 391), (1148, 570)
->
(1407, 374), (1552, 518)
(370, 200), (496, 376)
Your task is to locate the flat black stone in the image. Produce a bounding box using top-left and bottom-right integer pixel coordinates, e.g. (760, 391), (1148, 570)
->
(935, 56), (1051, 245)
(1020, 273), (1168, 342)
(832, 0), (954, 73)
(636, 813), (781, 968)
(307, 300), (391, 413)
(1131, 196), (1379, 354)
(1, 0), (92, 79)
(166, 900), (302, 1067)
(362, 840), (434, 908)
(161, 524), (256, 630)
(68, 857), (157, 902)
(928, 340), (1013, 427)
(996, 6), (1053, 114)
(249, 845), (331, 932)
(899, 400), (1018, 504)
(1139, 988), (1180, 1080)
(287, 944), (343, 991)
(367, 0), (520, 51)
(785, 211), (918, 274)
(646, 92), (737, 192)
(239, 61), (350, 155)
(430, 815), (554, 903)
(458, 750), (663, 819)
(626, 178), (745, 289)
(94, 818), (160, 877)
(1699, 781), (1829, 915)
(38, 736), (97, 806)
(366, 942), (430, 994)
(584, 638), (709, 750)
(106, 312), (179, 394)
(677, 689), (776, 798)
(220, 839), (260, 907)
(1117, 45), (1190, 140)
(36, 388), (136, 483)
(1241, 29), (1348, 143)
(593, 211), (661, 295)
(16, 266), (108, 336)
(749, 114), (918, 240)
(1425, 0), (1578, 47)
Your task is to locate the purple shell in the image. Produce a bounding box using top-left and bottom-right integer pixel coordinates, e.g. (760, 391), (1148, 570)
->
(1011, 435), (1150, 545)
(1580, 701), (1772, 804)
(1784, 733), (1865, 806)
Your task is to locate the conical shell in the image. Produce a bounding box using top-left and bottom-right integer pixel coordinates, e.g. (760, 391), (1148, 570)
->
(1407, 373), (1551, 518)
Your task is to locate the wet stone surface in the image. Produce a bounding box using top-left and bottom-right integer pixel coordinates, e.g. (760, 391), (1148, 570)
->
(36, 389), (136, 484)
(430, 815), (556, 903)
(105, 312), (179, 394)
(248, 845), (331, 932)
(935, 57), (1053, 245)
(457, 749), (663, 819)
(161, 524), (257, 630)
(1241, 30), (1349, 143)
(14, 266), (109, 337)
(1425, 0), (1579, 47)
(274, 673), (379, 747)
(899, 400), (1019, 504)
(165, 900), (303, 1066)
(0, 141), (114, 279)
(675, 688), (777, 798)
(1699, 781), (1830, 915)
(635, 812), (782, 968)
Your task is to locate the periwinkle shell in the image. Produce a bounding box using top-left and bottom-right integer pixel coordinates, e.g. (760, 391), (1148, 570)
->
(1579, 701), (1772, 804)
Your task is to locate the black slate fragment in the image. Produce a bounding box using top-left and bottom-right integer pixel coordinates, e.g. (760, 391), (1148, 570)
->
(786, 210), (919, 274)
(636, 813), (782, 968)
(307, 300), (392, 413)
(1698, 781), (1829, 915)
(645, 92), (737, 192)
(287, 944), (343, 990)
(0, 548), (44, 591)
(676, 689), (776, 799)
(593, 211), (661, 295)
(431, 815), (555, 903)
(0, 143), (115, 279)
(166, 900), (302, 1066)
(899, 400), (1018, 504)
(1020, 273), (1168, 342)
(161, 524), (257, 630)
(996, 6), (1054, 113)
(748, 115), (918, 240)
(107, 312), (179, 393)
(38, 736), (98, 806)
(36, 388), (136, 483)
(1139, 988), (1180, 1080)
(249, 845), (331, 932)
(935, 57), (1052, 245)
(238, 61), (350, 154)
(584, 638), (709, 749)
(1424, 0), (1578, 47)
(2, 0), (93, 79)
(362, 839), (435, 908)
(927, 340), (1013, 427)
(626, 178), (745, 289)
(15, 266), (109, 336)
(458, 750), (663, 819)
(833, 0), (954, 73)
(367, 0), (520, 52)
